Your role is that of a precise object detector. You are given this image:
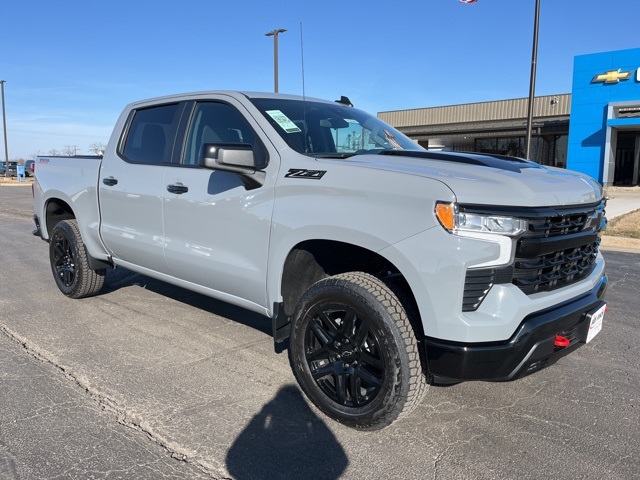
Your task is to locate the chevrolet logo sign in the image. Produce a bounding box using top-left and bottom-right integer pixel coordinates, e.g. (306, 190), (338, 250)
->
(592, 69), (633, 84)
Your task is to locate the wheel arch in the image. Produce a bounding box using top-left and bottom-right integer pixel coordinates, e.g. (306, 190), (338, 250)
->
(274, 239), (425, 345)
(44, 197), (76, 237)
(43, 195), (112, 270)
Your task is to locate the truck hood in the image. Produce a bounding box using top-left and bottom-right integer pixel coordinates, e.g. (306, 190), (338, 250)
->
(339, 151), (603, 207)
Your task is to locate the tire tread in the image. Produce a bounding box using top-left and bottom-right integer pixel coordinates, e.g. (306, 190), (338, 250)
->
(49, 219), (105, 299)
(289, 271), (428, 430)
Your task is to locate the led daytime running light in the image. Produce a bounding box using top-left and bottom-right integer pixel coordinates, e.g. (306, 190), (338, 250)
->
(455, 212), (528, 236)
(436, 202), (528, 237)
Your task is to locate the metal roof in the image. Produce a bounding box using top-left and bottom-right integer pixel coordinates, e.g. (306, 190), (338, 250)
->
(379, 94), (571, 129)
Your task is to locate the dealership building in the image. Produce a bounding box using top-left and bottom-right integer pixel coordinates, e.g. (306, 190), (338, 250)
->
(378, 47), (640, 187)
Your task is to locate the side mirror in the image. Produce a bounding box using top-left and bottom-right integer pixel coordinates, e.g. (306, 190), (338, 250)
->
(199, 143), (266, 190)
(200, 143), (255, 172)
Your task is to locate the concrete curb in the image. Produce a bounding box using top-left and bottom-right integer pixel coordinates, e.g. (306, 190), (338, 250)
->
(0, 178), (34, 186)
(600, 235), (640, 254)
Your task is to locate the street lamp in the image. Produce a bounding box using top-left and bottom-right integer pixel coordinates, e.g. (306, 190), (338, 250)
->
(265, 28), (286, 93)
(524, 0), (540, 160)
(0, 80), (9, 177)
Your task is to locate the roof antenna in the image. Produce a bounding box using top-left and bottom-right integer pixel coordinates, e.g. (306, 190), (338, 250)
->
(300, 21), (306, 102)
(300, 21), (309, 153)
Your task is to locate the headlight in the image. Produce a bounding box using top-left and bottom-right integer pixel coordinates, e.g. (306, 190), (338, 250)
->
(436, 202), (528, 237)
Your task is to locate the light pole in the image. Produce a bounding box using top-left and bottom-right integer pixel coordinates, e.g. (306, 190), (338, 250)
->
(0, 80), (9, 177)
(524, 0), (540, 160)
(265, 28), (286, 93)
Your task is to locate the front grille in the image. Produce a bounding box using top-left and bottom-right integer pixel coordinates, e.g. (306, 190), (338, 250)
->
(513, 240), (599, 294)
(513, 202), (605, 295)
(461, 200), (605, 310)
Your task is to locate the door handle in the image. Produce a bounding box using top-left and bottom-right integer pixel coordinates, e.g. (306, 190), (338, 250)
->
(102, 177), (118, 186)
(167, 183), (189, 194)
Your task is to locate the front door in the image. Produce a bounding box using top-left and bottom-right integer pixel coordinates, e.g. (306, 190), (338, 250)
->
(162, 99), (276, 309)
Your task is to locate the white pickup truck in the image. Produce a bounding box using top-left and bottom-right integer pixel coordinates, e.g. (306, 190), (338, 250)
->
(33, 91), (607, 430)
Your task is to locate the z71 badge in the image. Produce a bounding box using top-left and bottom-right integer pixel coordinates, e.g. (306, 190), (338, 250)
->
(285, 169), (327, 180)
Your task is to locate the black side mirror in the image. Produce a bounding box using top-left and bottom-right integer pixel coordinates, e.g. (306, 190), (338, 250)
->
(200, 143), (255, 171)
(199, 143), (266, 189)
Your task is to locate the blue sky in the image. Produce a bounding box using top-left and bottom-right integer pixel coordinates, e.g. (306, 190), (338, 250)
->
(1, 0), (639, 159)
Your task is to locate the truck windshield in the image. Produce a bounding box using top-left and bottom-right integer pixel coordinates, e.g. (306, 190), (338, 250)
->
(249, 98), (423, 158)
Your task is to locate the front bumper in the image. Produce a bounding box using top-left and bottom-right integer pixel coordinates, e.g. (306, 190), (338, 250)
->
(425, 272), (608, 382)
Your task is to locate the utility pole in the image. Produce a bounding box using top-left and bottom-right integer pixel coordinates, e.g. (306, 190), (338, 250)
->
(265, 28), (286, 93)
(1, 80), (9, 177)
(524, 0), (540, 160)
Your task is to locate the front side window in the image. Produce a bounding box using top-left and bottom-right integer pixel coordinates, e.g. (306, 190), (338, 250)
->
(121, 103), (181, 165)
(182, 102), (258, 165)
(249, 98), (422, 158)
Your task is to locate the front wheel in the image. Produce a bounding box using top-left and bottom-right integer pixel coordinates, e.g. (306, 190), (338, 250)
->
(49, 219), (105, 298)
(288, 272), (427, 430)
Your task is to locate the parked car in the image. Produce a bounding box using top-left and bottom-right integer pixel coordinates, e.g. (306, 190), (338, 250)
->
(0, 161), (18, 176)
(24, 160), (35, 177)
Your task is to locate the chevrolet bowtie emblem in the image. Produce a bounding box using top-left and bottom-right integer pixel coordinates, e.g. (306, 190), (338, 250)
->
(592, 69), (633, 84)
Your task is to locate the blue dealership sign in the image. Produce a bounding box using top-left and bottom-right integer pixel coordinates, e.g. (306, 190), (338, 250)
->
(567, 47), (640, 186)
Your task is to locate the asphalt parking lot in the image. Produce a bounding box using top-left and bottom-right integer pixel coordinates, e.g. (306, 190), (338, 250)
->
(1, 185), (639, 479)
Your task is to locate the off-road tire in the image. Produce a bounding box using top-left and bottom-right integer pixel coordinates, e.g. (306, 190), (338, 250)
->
(289, 272), (428, 430)
(49, 219), (105, 298)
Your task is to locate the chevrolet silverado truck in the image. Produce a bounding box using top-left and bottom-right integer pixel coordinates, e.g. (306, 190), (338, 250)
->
(33, 91), (607, 430)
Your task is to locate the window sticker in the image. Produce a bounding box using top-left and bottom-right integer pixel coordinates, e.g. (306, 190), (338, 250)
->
(266, 110), (301, 133)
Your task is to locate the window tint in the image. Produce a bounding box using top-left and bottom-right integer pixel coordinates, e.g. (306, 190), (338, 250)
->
(183, 102), (258, 165)
(121, 103), (181, 164)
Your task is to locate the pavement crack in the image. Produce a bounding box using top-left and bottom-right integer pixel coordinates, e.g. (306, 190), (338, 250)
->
(0, 323), (220, 479)
(432, 431), (484, 480)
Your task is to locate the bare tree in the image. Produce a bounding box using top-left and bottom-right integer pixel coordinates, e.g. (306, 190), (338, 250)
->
(48, 149), (61, 156)
(28, 150), (41, 160)
(62, 145), (78, 156)
(88, 142), (106, 155)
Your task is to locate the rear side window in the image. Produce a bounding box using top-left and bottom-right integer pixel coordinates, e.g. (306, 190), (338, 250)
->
(121, 103), (182, 164)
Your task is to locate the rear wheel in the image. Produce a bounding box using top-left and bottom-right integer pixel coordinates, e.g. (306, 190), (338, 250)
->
(288, 272), (427, 430)
(49, 219), (105, 298)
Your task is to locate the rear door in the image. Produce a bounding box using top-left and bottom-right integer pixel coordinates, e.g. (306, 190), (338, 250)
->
(99, 102), (185, 273)
(162, 98), (276, 308)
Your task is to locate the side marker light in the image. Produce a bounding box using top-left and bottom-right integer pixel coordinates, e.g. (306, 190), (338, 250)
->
(435, 203), (455, 231)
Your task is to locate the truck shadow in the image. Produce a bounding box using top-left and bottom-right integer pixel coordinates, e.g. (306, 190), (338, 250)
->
(226, 385), (349, 480)
(102, 270), (350, 478)
(101, 267), (271, 336)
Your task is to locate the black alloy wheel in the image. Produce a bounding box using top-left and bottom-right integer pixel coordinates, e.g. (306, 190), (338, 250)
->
(49, 219), (106, 298)
(51, 231), (76, 288)
(289, 272), (427, 430)
(304, 304), (385, 408)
